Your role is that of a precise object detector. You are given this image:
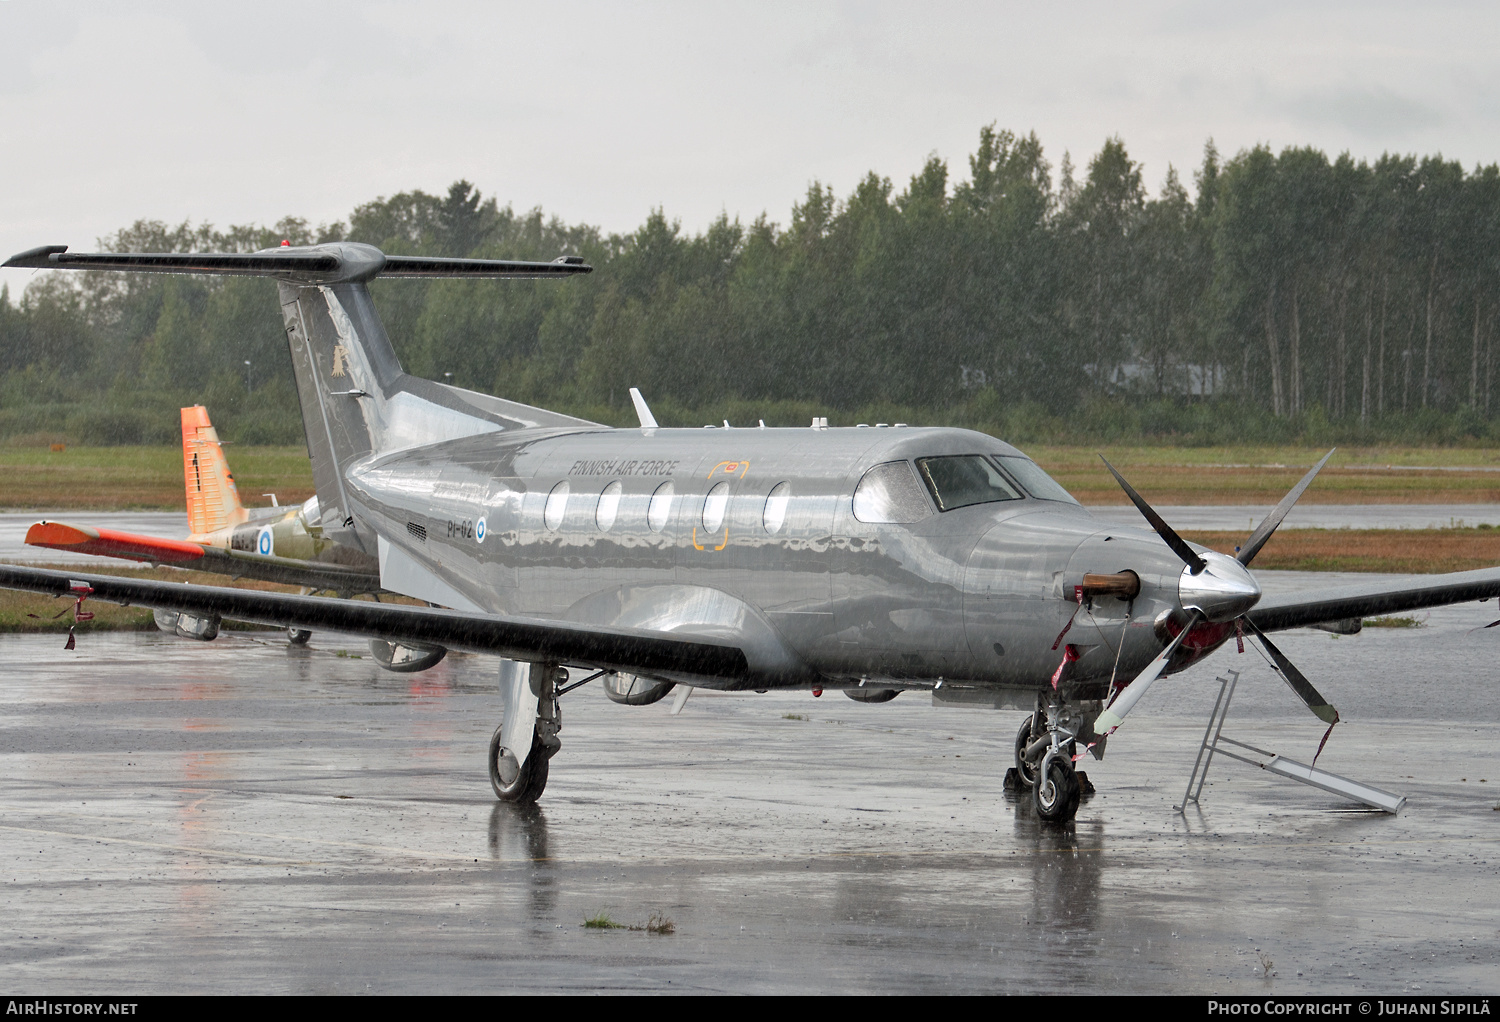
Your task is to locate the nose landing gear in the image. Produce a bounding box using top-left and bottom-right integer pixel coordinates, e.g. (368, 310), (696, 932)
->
(1009, 696), (1094, 824)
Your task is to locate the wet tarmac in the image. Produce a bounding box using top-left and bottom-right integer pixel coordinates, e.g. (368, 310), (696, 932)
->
(0, 570), (1497, 993)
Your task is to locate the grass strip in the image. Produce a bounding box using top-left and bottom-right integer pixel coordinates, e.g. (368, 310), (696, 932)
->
(5, 444), (1500, 510)
(0, 445), (313, 511)
(1181, 527), (1500, 574)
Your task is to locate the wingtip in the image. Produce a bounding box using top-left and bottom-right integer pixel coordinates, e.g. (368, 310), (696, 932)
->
(3, 245), (68, 269)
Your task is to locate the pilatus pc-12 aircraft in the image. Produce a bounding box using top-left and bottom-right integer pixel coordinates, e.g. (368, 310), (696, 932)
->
(4, 241), (1499, 824)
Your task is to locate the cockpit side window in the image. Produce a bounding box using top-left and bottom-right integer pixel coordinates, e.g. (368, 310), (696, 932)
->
(994, 456), (1081, 505)
(915, 455), (1023, 511)
(852, 461), (934, 524)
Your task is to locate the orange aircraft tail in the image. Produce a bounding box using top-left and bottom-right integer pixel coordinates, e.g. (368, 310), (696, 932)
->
(181, 406), (247, 537)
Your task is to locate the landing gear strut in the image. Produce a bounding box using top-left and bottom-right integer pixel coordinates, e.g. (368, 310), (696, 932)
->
(1013, 696), (1090, 824)
(490, 661), (565, 803)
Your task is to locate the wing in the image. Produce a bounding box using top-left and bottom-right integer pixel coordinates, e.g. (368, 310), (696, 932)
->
(25, 521), (381, 593)
(0, 564), (749, 683)
(27, 521), (204, 564)
(1247, 566), (1500, 632)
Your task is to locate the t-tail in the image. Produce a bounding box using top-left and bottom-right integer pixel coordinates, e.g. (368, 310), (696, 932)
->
(5, 242), (595, 554)
(181, 405), (248, 538)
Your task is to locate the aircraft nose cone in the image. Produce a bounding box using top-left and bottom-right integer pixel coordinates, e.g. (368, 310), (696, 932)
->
(1178, 551), (1261, 621)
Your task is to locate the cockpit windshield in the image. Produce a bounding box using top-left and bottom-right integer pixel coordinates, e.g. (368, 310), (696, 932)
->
(995, 456), (1080, 505)
(915, 455), (1023, 511)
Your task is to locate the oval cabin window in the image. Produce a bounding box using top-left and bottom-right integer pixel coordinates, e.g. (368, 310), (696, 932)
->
(702, 481), (730, 532)
(544, 480), (570, 531)
(596, 480), (622, 531)
(647, 481), (675, 533)
(763, 482), (790, 534)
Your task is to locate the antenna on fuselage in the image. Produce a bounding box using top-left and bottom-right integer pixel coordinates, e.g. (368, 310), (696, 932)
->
(628, 387), (658, 430)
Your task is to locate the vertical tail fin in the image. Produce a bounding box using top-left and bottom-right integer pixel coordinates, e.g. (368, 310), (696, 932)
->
(4, 242), (594, 551)
(181, 406), (247, 538)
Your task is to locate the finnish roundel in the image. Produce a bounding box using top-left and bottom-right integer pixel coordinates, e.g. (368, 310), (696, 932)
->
(476, 517), (486, 544)
(257, 528), (273, 556)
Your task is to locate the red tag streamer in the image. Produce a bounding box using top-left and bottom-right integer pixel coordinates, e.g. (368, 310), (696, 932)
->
(1314, 717), (1338, 765)
(1050, 643), (1080, 690)
(1050, 587), (1085, 651)
(1235, 618), (1245, 654)
(32, 584), (94, 650)
(1312, 721), (1336, 767)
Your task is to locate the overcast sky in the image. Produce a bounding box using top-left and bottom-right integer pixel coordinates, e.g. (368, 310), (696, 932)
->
(3, 1), (1497, 290)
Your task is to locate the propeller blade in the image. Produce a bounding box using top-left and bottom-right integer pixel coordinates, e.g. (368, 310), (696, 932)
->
(1099, 456), (1207, 574)
(1237, 448), (1336, 566)
(1093, 611), (1200, 733)
(1244, 619), (1340, 725)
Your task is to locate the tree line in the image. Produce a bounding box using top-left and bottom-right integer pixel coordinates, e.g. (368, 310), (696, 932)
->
(2, 127), (1499, 447)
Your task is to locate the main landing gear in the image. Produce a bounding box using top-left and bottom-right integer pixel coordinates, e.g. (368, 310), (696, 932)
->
(1009, 697), (1096, 824)
(489, 661), (567, 803)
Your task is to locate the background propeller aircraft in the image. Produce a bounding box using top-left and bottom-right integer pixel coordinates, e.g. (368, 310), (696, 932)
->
(4, 239), (1500, 824)
(22, 405), (442, 670)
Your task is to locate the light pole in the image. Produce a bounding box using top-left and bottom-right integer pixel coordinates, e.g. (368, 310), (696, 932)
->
(243, 360), (252, 394)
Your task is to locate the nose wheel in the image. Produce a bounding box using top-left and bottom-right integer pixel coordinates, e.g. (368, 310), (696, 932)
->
(1032, 755), (1081, 822)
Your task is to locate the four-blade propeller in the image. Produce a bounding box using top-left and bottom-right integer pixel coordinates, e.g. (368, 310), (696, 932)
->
(1091, 450), (1340, 736)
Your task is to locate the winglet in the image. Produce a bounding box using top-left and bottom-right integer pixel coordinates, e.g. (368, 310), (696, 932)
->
(629, 388), (658, 429)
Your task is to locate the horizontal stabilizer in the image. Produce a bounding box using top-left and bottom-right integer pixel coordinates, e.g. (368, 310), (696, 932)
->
(380, 254), (590, 277)
(4, 246), (339, 275)
(4, 243), (592, 285)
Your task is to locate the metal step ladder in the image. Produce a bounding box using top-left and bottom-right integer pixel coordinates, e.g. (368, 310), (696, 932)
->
(1177, 670), (1406, 815)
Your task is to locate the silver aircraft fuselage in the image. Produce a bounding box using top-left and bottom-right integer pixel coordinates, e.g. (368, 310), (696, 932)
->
(347, 423), (1219, 696)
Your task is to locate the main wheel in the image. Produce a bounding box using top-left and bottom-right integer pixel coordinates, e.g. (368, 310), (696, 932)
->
(1032, 756), (1081, 824)
(488, 724), (550, 803)
(287, 628), (312, 645)
(1014, 715), (1039, 787)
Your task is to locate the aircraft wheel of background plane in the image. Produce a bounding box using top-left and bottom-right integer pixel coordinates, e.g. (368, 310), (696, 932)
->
(286, 628), (312, 645)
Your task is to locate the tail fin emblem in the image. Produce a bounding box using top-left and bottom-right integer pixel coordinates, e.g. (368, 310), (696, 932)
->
(331, 344), (350, 378)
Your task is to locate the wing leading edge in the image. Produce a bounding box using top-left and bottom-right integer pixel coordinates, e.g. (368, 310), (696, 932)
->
(0, 565), (749, 683)
(1247, 566), (1500, 633)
